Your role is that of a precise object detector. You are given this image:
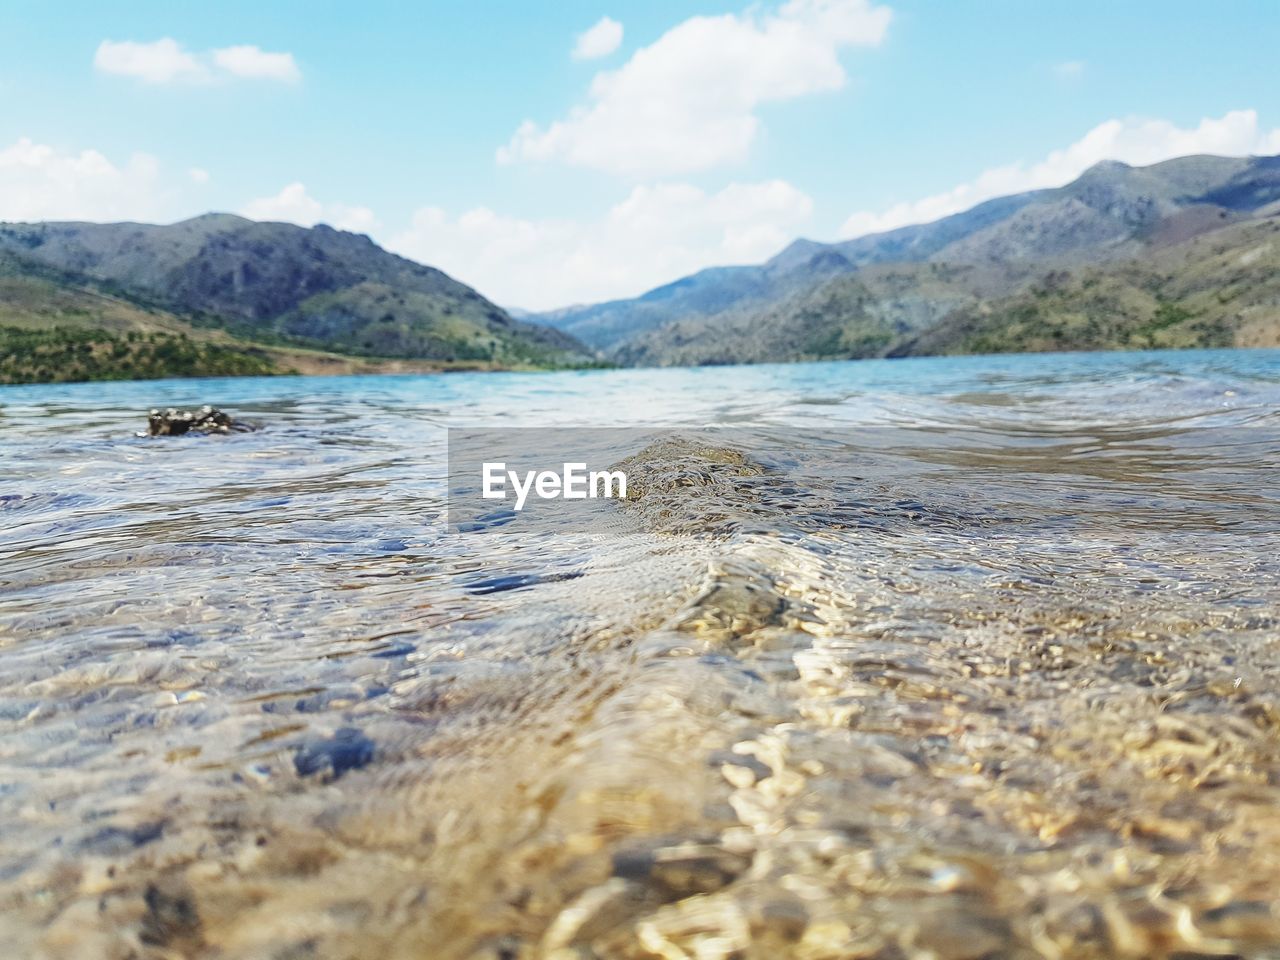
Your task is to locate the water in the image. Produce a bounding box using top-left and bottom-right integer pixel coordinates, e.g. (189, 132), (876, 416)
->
(2, 349), (1280, 959)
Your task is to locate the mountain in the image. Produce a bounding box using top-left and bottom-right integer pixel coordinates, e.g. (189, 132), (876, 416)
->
(530, 188), (1054, 351)
(538, 154), (1280, 365)
(0, 215), (592, 382)
(535, 251), (854, 352)
(617, 218), (1280, 365)
(894, 215), (1280, 357)
(0, 248), (281, 383)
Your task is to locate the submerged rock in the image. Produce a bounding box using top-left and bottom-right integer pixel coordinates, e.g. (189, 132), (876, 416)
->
(140, 880), (202, 950)
(145, 406), (255, 437)
(294, 727), (376, 781)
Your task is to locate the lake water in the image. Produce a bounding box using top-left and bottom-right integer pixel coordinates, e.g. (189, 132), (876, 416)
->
(3, 349), (1280, 959)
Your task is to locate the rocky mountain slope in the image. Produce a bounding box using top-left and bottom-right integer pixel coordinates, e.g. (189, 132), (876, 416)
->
(540, 154), (1280, 366)
(616, 217), (1280, 365)
(0, 215), (591, 382)
(899, 216), (1280, 357)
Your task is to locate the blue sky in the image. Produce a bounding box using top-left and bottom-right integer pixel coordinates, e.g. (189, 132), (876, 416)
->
(1, 0), (1278, 309)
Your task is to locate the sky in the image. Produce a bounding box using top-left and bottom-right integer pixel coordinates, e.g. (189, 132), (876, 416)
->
(1, 1), (1278, 310)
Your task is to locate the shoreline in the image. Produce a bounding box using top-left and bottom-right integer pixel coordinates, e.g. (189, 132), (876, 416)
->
(1, 342), (1275, 387)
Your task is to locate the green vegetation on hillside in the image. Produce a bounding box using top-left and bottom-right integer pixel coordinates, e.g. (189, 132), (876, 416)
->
(0, 326), (282, 384)
(0, 217), (596, 383)
(0, 216), (593, 372)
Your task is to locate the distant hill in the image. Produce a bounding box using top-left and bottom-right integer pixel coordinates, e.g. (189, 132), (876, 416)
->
(0, 215), (592, 383)
(537, 153), (1280, 366)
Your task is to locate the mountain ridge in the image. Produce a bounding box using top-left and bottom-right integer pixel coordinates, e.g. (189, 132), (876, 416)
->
(5, 152), (1279, 384)
(540, 152), (1280, 366)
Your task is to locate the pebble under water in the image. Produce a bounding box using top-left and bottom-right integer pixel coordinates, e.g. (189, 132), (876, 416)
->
(2, 349), (1280, 959)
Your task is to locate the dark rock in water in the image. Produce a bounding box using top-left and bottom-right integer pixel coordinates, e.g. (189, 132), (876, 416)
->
(612, 840), (751, 901)
(140, 880), (202, 948)
(293, 727), (375, 781)
(146, 406), (255, 437)
(78, 821), (165, 855)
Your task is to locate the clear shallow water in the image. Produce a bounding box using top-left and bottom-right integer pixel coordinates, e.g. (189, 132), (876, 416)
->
(2, 349), (1280, 959)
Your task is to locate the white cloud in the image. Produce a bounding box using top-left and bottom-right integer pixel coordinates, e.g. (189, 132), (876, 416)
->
(188, 167), (210, 183)
(1052, 60), (1085, 80)
(241, 182), (377, 233)
(499, 0), (891, 177)
(94, 38), (299, 84)
(840, 109), (1280, 238)
(0, 137), (170, 222)
(388, 179), (813, 309)
(573, 17), (624, 60)
(212, 45), (301, 83)
(94, 38), (207, 84)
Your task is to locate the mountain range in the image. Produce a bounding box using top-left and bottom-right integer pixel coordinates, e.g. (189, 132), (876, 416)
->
(2, 153), (1279, 384)
(532, 153), (1280, 366)
(0, 214), (591, 383)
